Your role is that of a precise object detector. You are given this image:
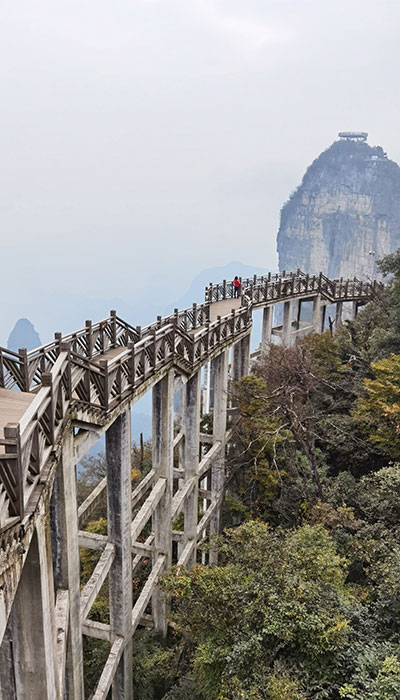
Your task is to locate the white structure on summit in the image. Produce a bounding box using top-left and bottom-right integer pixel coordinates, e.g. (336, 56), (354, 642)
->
(338, 131), (368, 141)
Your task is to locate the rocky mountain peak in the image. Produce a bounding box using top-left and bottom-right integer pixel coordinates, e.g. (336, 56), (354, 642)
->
(277, 134), (400, 280)
(7, 318), (41, 352)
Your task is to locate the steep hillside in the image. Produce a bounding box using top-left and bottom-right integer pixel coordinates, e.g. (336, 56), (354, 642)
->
(277, 135), (400, 279)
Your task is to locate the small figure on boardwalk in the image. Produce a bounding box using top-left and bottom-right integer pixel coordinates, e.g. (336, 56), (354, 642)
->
(233, 276), (242, 298)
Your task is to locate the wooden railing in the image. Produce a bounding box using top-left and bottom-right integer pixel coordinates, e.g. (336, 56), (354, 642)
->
(0, 306), (250, 528)
(0, 270), (382, 530)
(205, 270), (381, 306)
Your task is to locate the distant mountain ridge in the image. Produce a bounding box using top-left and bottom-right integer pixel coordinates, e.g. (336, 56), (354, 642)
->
(7, 318), (41, 352)
(277, 135), (400, 280)
(165, 261), (270, 314)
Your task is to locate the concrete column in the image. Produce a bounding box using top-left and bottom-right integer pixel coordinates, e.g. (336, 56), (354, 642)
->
(231, 341), (242, 382)
(106, 410), (133, 699)
(295, 299), (302, 330)
(152, 371), (174, 635)
(240, 334), (251, 377)
(183, 371), (201, 568)
(321, 304), (327, 332)
(312, 294), (323, 333)
(210, 350), (229, 564)
(352, 301), (359, 319)
(51, 429), (84, 699)
(335, 301), (343, 332)
(0, 522), (58, 699)
(177, 387), (185, 473)
(203, 362), (210, 414)
(292, 299), (300, 330)
(209, 360), (216, 411)
(282, 300), (293, 346)
(261, 306), (273, 351)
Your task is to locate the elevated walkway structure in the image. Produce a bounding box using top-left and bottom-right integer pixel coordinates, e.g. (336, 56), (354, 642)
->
(0, 270), (381, 699)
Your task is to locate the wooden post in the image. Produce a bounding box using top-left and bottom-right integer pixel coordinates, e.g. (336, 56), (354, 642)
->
(18, 348), (29, 392)
(110, 310), (117, 346)
(86, 320), (93, 358)
(100, 360), (109, 411)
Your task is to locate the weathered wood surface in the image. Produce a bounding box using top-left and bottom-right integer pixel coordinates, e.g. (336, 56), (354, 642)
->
(0, 389), (34, 451)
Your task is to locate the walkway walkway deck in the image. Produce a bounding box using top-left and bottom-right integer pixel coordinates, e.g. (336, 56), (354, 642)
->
(0, 388), (34, 452)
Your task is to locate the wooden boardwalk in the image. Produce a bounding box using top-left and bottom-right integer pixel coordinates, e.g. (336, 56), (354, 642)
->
(0, 270), (383, 700)
(0, 389), (34, 452)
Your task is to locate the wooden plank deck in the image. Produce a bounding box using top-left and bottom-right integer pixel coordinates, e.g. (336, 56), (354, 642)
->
(189, 298), (241, 335)
(0, 299), (241, 432)
(0, 388), (35, 442)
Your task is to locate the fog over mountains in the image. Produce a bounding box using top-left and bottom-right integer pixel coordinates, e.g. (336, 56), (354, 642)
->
(3, 261), (269, 350)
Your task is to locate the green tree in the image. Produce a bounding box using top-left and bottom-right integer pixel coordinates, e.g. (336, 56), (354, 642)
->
(161, 521), (354, 700)
(356, 354), (400, 458)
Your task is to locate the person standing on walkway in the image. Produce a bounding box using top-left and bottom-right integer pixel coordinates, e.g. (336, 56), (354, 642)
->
(233, 276), (242, 298)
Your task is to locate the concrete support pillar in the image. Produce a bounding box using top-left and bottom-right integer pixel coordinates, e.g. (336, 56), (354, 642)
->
(240, 334), (250, 377)
(295, 299), (302, 330)
(312, 294), (323, 333)
(321, 304), (327, 332)
(335, 301), (343, 332)
(261, 306), (273, 351)
(352, 301), (359, 319)
(282, 300), (293, 346)
(210, 350), (229, 564)
(177, 387), (185, 473)
(106, 410), (133, 700)
(209, 360), (216, 411)
(152, 371), (174, 635)
(183, 371), (201, 568)
(53, 429), (84, 699)
(231, 341), (242, 382)
(0, 522), (58, 699)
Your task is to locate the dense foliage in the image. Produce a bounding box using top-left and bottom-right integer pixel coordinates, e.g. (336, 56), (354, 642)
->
(160, 251), (400, 699)
(79, 251), (400, 699)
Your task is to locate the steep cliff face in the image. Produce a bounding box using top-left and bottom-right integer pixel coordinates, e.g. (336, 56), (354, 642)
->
(277, 138), (400, 279)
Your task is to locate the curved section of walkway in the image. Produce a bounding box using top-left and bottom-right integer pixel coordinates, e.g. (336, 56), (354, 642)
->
(0, 271), (381, 535)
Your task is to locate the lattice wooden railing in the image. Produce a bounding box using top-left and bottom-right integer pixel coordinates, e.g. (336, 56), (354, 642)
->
(0, 306), (250, 528)
(205, 270), (382, 306)
(0, 270), (382, 530)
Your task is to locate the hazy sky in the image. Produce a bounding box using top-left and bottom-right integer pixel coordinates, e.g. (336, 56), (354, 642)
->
(1, 0), (400, 330)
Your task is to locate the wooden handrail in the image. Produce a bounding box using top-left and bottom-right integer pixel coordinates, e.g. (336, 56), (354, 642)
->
(0, 269), (384, 530)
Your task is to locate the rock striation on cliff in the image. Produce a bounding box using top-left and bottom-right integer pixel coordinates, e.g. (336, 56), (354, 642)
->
(277, 135), (400, 280)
